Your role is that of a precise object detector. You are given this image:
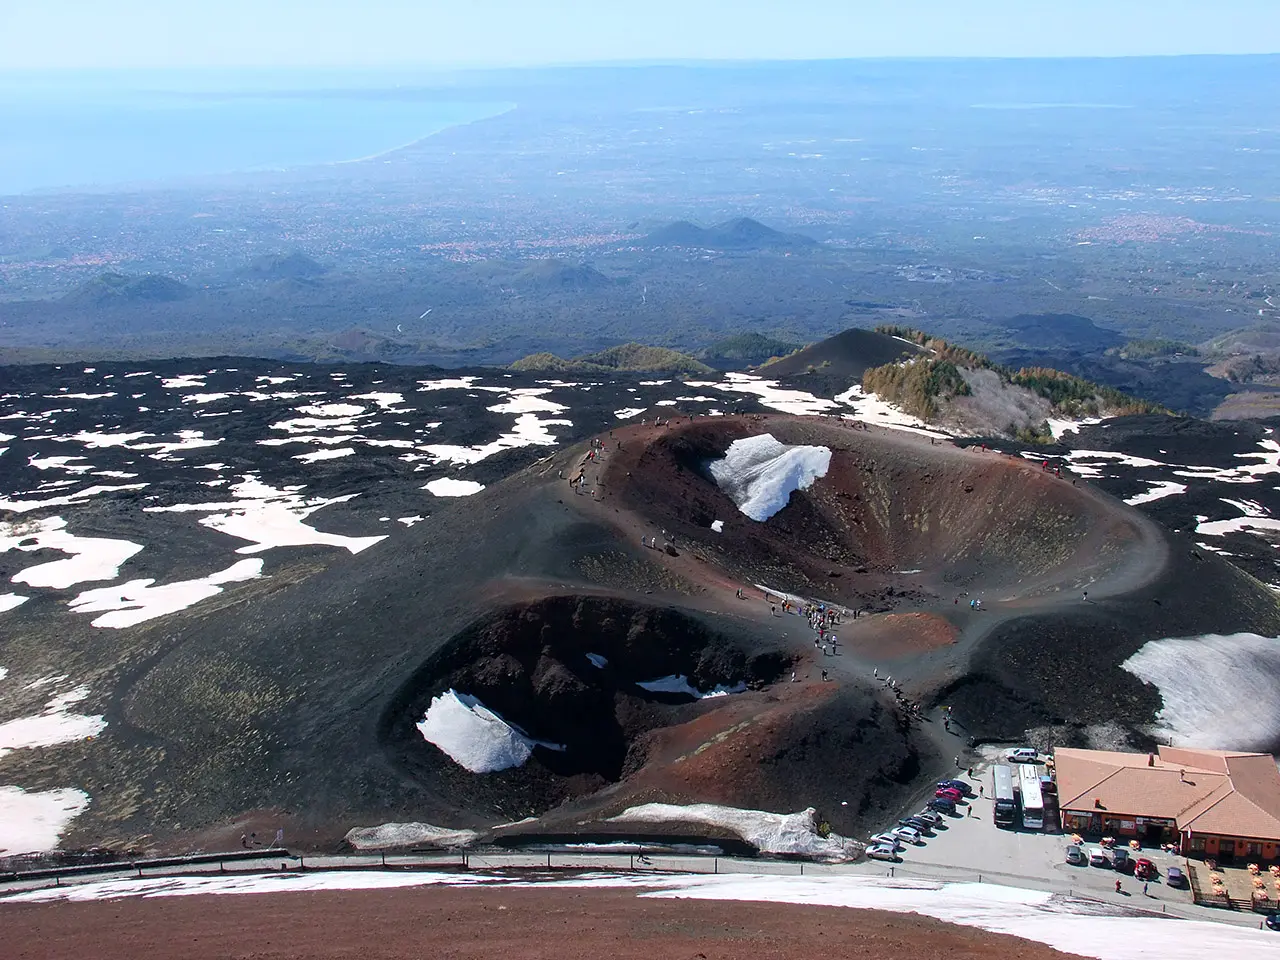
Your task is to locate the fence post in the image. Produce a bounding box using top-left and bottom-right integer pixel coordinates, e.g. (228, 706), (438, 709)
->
(800, 863), (804, 876)
(714, 858), (718, 875)
(978, 873), (983, 883)
(381, 852), (386, 868)
(547, 853), (552, 869)
(889, 866), (894, 878)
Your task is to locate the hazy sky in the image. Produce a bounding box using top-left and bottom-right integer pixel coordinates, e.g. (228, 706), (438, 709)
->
(4, 1), (1279, 70)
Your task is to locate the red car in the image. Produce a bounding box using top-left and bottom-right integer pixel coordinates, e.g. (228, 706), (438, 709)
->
(1134, 858), (1157, 880)
(935, 787), (964, 802)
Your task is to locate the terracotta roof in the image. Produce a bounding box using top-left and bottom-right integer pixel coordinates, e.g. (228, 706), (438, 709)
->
(1053, 746), (1280, 840)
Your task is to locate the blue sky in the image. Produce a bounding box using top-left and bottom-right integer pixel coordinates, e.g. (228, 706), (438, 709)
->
(4, 1), (1278, 70)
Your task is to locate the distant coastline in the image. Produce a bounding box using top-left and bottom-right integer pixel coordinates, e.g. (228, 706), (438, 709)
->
(0, 95), (515, 197)
(327, 103), (517, 167)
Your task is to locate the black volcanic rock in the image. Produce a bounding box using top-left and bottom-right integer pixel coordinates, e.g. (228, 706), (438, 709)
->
(761, 327), (925, 395)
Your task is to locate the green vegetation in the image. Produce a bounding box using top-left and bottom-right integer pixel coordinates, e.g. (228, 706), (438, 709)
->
(862, 357), (971, 419)
(699, 332), (801, 365)
(1110, 338), (1198, 360)
(510, 343), (713, 374)
(1008, 367), (1164, 417)
(863, 327), (1167, 424)
(874, 325), (995, 370)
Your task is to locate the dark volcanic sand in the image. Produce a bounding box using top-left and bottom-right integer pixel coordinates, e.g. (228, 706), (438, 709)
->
(3, 887), (1083, 960)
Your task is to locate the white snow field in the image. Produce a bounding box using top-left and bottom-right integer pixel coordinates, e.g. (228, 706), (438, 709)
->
(423, 478), (486, 497)
(67, 558), (264, 629)
(834, 384), (950, 438)
(2, 516), (143, 589)
(636, 676), (747, 699)
(0, 785), (91, 856)
(709, 434), (831, 521)
(145, 476), (386, 555)
(1123, 481), (1188, 507)
(713, 373), (839, 416)
(344, 822), (480, 850)
(0, 681), (106, 759)
(6, 869), (1278, 959)
(1122, 632), (1280, 751)
(607, 804), (860, 860)
(0, 593), (29, 613)
(417, 690), (564, 774)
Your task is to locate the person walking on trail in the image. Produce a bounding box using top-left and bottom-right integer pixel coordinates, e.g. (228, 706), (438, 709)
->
(770, 604), (777, 616)
(1083, 590), (1089, 602)
(1142, 881), (1150, 896)
(954, 756), (961, 768)
(821, 669), (829, 682)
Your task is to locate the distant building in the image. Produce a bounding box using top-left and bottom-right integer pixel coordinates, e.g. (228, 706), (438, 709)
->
(1054, 746), (1280, 862)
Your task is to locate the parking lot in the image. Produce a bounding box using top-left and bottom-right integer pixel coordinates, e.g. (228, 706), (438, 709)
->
(870, 753), (1201, 913)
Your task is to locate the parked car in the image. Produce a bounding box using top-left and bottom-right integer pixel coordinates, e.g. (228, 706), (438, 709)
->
(935, 787), (964, 802)
(1065, 845), (1087, 865)
(900, 816), (934, 833)
(1264, 913), (1280, 932)
(914, 810), (944, 827)
(928, 797), (957, 814)
(1165, 866), (1186, 888)
(1088, 848), (1111, 867)
(892, 826), (924, 845)
(865, 843), (900, 862)
(1006, 747), (1038, 763)
(1112, 848), (1132, 872)
(936, 779), (973, 795)
(1039, 776), (1057, 795)
(1134, 858), (1157, 880)
(869, 834), (904, 851)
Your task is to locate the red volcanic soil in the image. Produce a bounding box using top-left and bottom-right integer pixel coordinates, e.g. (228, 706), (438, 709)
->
(844, 613), (959, 660)
(587, 413), (1163, 610)
(3, 887), (1082, 960)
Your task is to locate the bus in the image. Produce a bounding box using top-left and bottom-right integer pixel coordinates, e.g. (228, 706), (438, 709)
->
(992, 764), (1017, 828)
(1018, 763), (1045, 830)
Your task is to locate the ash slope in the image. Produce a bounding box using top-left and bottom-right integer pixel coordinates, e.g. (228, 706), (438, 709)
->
(5, 359), (1280, 855)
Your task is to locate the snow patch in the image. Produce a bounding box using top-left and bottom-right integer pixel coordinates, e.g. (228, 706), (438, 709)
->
(710, 519), (724, 533)
(607, 804), (860, 860)
(0, 593), (29, 613)
(614, 407), (646, 419)
(424, 478), (486, 497)
(145, 477), (385, 555)
(586, 653), (608, 669)
(344, 822), (479, 850)
(715, 373), (838, 416)
(0, 786), (92, 856)
(637, 676), (746, 699)
(1123, 481), (1187, 507)
(418, 690), (564, 773)
(709, 434), (831, 522)
(2, 516), (144, 589)
(0, 680), (106, 758)
(293, 447), (356, 463)
(68, 559), (264, 629)
(1122, 633), (1280, 750)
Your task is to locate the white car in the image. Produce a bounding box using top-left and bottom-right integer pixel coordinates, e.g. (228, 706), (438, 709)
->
(891, 826), (924, 845)
(869, 833), (904, 851)
(1006, 747), (1038, 763)
(865, 843), (899, 861)
(1089, 848), (1111, 867)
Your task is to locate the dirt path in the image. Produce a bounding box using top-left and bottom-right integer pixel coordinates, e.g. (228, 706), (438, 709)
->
(3, 885), (1083, 960)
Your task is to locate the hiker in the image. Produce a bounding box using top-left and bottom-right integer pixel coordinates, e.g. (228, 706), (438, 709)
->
(770, 604), (777, 616)
(821, 669), (829, 681)
(954, 756), (960, 768)
(1083, 590), (1089, 602)
(1115, 879), (1122, 894)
